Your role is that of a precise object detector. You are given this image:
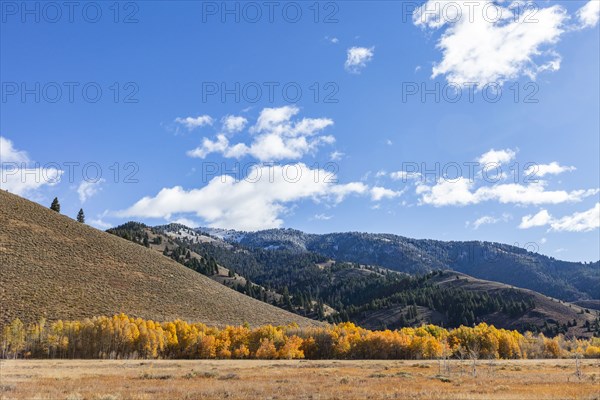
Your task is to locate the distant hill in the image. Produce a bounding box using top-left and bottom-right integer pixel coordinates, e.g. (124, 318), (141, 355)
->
(110, 223), (599, 337)
(225, 229), (599, 302)
(354, 271), (597, 336)
(0, 191), (319, 328)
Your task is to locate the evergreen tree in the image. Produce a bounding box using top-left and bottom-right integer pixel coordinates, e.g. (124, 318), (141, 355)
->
(76, 208), (85, 223)
(50, 197), (60, 213)
(283, 287), (292, 310)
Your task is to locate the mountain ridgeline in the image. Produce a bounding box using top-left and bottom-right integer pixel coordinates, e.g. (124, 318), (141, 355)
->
(231, 229), (599, 302)
(106, 222), (600, 338)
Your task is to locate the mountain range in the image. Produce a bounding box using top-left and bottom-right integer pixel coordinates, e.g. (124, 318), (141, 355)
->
(108, 222), (599, 337)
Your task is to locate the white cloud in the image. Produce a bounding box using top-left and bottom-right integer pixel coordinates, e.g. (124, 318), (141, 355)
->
(577, 0), (600, 29)
(89, 218), (113, 230)
(418, 178), (599, 207)
(414, 0), (567, 86)
(345, 46), (375, 73)
(325, 36), (339, 44)
(1, 167), (63, 196)
(330, 151), (345, 161)
(550, 203), (600, 232)
(171, 217), (200, 228)
(519, 209), (553, 229)
(418, 177), (476, 206)
(77, 179), (105, 203)
(0, 136), (63, 196)
(1, 136), (29, 163)
(221, 115), (248, 134)
(116, 163), (367, 231)
(370, 186), (403, 201)
(174, 115), (214, 131)
(188, 106), (335, 162)
(390, 171), (422, 182)
(525, 162), (576, 177)
(415, 150), (597, 208)
(470, 213), (512, 229)
(375, 170), (387, 178)
(187, 135), (230, 158)
(313, 213), (333, 221)
(477, 148), (517, 166)
(519, 203), (600, 232)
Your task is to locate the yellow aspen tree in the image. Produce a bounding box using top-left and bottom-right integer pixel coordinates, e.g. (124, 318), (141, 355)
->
(255, 338), (278, 359)
(233, 344), (250, 359)
(278, 335), (304, 359)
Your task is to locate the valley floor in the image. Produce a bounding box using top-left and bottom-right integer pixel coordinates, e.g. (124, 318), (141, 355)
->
(1, 359), (599, 400)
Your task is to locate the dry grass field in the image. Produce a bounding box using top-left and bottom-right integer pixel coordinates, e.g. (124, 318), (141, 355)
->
(1, 359), (599, 400)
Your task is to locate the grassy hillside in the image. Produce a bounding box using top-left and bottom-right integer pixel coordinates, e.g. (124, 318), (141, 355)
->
(0, 191), (319, 328)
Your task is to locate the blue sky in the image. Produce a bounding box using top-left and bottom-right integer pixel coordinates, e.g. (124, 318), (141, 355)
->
(1, 0), (599, 262)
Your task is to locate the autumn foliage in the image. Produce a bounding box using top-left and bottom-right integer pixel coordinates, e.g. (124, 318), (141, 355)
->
(2, 314), (599, 360)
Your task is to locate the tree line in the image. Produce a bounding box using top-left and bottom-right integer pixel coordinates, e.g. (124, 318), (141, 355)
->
(2, 314), (600, 360)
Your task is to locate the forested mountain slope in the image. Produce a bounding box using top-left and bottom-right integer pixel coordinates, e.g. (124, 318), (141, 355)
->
(230, 229), (599, 302)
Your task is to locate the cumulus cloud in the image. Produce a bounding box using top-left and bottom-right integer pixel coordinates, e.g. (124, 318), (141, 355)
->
(187, 135), (230, 159)
(370, 186), (404, 201)
(390, 170), (422, 182)
(171, 217), (200, 228)
(313, 213), (333, 221)
(116, 163), (367, 231)
(414, 149), (597, 207)
(187, 106), (335, 162)
(413, 0), (567, 86)
(519, 209), (553, 229)
(77, 179), (105, 203)
(470, 213), (512, 229)
(1, 136), (29, 163)
(477, 148), (517, 166)
(345, 46), (375, 73)
(89, 218), (113, 230)
(519, 203), (600, 232)
(525, 162), (576, 177)
(174, 115), (214, 131)
(0, 136), (63, 196)
(418, 178), (598, 207)
(550, 203), (600, 232)
(330, 151), (345, 161)
(577, 0), (600, 29)
(221, 115), (248, 134)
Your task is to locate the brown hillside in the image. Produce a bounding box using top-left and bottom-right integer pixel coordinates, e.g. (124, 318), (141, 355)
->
(432, 271), (598, 337)
(354, 271), (598, 337)
(0, 190), (320, 328)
